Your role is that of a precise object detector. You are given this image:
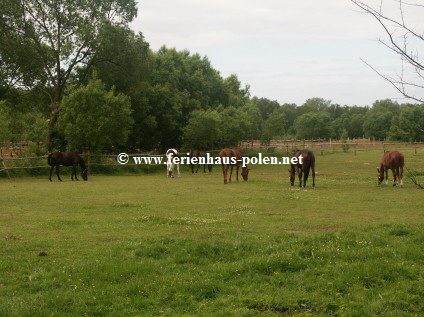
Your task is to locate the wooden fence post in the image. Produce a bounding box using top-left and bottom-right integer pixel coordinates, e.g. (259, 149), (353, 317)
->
(0, 156), (11, 179)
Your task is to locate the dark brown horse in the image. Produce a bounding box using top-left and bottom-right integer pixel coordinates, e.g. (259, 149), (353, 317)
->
(288, 150), (315, 188)
(377, 151), (404, 186)
(190, 150), (212, 173)
(48, 152), (88, 181)
(219, 148), (248, 184)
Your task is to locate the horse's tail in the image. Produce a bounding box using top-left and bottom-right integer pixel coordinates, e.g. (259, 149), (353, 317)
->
(400, 153), (405, 168)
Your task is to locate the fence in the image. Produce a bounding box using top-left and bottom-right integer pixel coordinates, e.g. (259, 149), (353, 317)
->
(0, 153), (163, 179)
(240, 139), (424, 156)
(1, 141), (423, 178)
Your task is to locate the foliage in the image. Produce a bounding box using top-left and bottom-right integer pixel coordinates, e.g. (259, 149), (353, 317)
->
(262, 107), (288, 141)
(294, 111), (331, 139)
(341, 129), (350, 152)
(219, 106), (250, 147)
(363, 100), (399, 140)
(387, 105), (424, 142)
(251, 97), (280, 120)
(57, 76), (133, 153)
(1, 1), (424, 151)
(0, 0), (138, 148)
(182, 109), (222, 150)
(0, 101), (11, 144)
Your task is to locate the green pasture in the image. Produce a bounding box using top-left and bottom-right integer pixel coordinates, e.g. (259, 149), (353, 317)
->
(1, 150), (423, 316)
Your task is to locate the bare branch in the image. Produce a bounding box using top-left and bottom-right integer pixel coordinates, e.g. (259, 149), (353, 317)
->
(405, 166), (424, 189)
(352, 0), (424, 102)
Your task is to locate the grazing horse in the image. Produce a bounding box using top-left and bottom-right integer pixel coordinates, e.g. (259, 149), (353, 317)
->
(48, 152), (88, 182)
(166, 148), (180, 178)
(377, 151), (404, 186)
(190, 150), (212, 173)
(288, 150), (315, 188)
(219, 148), (249, 184)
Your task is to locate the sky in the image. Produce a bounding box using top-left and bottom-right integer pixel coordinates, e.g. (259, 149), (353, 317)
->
(130, 0), (423, 107)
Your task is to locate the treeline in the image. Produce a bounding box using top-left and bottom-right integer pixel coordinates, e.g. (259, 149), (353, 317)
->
(1, 2), (423, 154)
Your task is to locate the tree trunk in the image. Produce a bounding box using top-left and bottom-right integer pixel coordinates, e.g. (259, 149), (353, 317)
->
(45, 93), (60, 150)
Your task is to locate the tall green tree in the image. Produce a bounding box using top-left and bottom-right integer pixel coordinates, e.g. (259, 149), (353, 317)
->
(298, 98), (331, 115)
(388, 105), (424, 141)
(0, 0), (137, 149)
(251, 97), (280, 120)
(84, 24), (153, 150)
(294, 112), (331, 139)
(182, 109), (222, 150)
(57, 77), (132, 153)
(242, 102), (263, 140)
(219, 106), (249, 147)
(363, 100), (399, 139)
(262, 107), (288, 141)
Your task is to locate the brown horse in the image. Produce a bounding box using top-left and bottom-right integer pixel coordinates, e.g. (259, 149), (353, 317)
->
(219, 148), (249, 184)
(190, 150), (212, 173)
(48, 152), (88, 181)
(377, 151), (404, 186)
(288, 150), (315, 188)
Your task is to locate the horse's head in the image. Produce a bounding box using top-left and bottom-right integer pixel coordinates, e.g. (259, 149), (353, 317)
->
(288, 168), (295, 186)
(82, 169), (88, 181)
(377, 167), (383, 185)
(241, 166), (249, 181)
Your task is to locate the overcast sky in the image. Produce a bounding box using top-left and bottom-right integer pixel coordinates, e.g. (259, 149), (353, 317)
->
(131, 0), (423, 107)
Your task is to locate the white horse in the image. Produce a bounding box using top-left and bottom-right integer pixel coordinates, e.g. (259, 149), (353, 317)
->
(166, 148), (180, 178)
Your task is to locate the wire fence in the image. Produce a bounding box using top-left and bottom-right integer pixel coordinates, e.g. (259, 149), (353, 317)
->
(240, 139), (424, 156)
(1, 140), (423, 178)
(0, 153), (162, 179)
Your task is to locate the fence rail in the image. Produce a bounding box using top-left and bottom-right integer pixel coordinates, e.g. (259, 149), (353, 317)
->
(0, 153), (164, 178)
(240, 140), (424, 155)
(1, 142), (423, 178)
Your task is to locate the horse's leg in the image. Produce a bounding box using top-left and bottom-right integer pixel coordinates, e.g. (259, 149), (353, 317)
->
(49, 166), (54, 181)
(196, 164), (200, 173)
(71, 166), (74, 181)
(226, 165), (230, 183)
(297, 167), (302, 188)
(177, 164), (180, 177)
(395, 167), (400, 186)
(400, 165), (404, 186)
(229, 165), (233, 183)
(191, 163), (194, 174)
(385, 167), (388, 185)
(56, 165), (62, 182)
(203, 164), (206, 173)
(74, 165), (79, 181)
(311, 165), (315, 188)
(392, 168), (397, 186)
(222, 164), (227, 184)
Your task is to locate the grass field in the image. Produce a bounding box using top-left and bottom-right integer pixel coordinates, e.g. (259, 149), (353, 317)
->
(1, 150), (423, 316)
